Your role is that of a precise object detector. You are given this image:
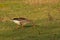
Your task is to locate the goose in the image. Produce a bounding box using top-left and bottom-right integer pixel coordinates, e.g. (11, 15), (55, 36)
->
(12, 17), (34, 29)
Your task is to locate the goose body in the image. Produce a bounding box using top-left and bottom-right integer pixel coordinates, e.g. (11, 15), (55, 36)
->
(12, 18), (31, 25)
(12, 18), (33, 29)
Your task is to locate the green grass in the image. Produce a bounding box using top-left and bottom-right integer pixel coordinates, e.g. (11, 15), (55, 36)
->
(0, 0), (60, 40)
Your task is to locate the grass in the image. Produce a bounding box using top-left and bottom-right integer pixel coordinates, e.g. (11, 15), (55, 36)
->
(0, 0), (60, 40)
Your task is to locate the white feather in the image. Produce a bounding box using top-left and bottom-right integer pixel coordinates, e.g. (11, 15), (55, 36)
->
(12, 20), (20, 25)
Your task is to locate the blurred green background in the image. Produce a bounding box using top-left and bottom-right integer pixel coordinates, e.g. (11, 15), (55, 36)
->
(0, 0), (60, 40)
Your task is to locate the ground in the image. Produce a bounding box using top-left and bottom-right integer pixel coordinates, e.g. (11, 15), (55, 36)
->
(0, 0), (60, 40)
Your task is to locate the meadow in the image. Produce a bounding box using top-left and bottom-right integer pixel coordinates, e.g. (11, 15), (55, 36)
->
(0, 0), (60, 40)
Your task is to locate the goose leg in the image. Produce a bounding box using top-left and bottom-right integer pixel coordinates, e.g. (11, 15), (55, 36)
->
(16, 25), (20, 29)
(20, 22), (24, 30)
